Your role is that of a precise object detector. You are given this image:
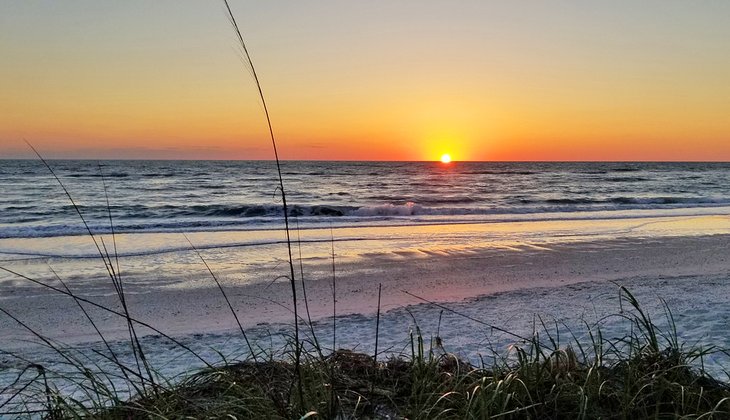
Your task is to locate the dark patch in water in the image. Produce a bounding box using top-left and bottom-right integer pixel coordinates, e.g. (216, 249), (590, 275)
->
(544, 198), (596, 205)
(605, 177), (650, 182)
(311, 206), (344, 216)
(243, 207), (267, 217)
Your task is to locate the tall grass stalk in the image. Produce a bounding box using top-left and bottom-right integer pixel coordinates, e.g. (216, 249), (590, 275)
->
(374, 283), (382, 363)
(221, 0), (304, 407)
(25, 142), (156, 392)
(97, 163), (122, 294)
(183, 234), (257, 361)
(401, 289), (551, 350)
(295, 218), (323, 357)
(330, 226), (337, 353)
(0, 265), (211, 368)
(48, 268), (142, 392)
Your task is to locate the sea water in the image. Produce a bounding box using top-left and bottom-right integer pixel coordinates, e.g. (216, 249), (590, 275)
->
(2, 160), (730, 286)
(3, 160), (730, 239)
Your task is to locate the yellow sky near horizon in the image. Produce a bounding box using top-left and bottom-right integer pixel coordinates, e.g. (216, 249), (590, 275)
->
(2, 1), (730, 161)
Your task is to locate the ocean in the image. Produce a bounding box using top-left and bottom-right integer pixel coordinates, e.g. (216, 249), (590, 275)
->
(2, 160), (730, 282)
(3, 160), (730, 239)
(2, 158), (730, 289)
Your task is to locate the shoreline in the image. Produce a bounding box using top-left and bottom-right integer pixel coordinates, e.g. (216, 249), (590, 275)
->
(3, 204), (730, 242)
(2, 221), (729, 348)
(3, 208), (730, 415)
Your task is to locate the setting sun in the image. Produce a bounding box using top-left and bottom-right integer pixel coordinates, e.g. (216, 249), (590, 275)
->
(440, 154), (452, 164)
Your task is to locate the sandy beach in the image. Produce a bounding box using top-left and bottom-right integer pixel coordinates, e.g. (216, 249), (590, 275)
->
(2, 213), (729, 358)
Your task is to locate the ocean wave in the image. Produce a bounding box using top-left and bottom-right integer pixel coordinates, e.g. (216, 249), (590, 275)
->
(611, 167), (642, 172)
(529, 196), (729, 206)
(352, 202), (422, 216)
(464, 170), (536, 175)
(64, 172), (130, 178)
(607, 196), (725, 205)
(3, 197), (730, 239)
(605, 177), (650, 183)
(544, 198), (597, 205)
(0, 220), (248, 239)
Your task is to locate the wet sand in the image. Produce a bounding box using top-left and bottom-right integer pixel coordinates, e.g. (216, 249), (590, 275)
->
(1, 213), (729, 347)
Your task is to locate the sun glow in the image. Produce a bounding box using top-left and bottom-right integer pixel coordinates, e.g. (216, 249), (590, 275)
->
(440, 153), (452, 164)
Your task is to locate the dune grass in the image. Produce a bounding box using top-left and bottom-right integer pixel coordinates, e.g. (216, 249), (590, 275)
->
(6, 286), (725, 419)
(2, 283), (730, 418)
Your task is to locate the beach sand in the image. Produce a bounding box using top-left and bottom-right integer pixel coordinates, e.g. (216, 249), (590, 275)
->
(2, 213), (730, 395)
(2, 214), (729, 348)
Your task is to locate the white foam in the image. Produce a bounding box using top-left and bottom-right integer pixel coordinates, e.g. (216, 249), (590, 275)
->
(352, 202), (423, 216)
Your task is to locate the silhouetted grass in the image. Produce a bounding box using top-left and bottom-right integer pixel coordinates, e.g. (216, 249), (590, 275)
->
(16, 287), (728, 419)
(222, 0), (306, 406)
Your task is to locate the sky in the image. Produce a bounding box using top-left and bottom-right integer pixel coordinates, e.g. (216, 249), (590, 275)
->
(2, 0), (730, 161)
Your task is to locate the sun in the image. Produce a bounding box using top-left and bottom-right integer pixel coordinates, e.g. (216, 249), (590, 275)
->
(440, 153), (452, 164)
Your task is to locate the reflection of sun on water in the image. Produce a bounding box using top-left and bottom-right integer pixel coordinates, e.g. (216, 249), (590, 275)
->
(440, 154), (452, 164)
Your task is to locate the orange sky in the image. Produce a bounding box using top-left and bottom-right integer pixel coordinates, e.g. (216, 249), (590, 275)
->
(2, 1), (730, 161)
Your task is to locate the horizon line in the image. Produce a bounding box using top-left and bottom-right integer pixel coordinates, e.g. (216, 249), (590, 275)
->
(3, 158), (730, 164)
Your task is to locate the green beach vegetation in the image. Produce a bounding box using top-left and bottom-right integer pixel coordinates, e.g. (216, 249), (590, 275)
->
(3, 286), (730, 418)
